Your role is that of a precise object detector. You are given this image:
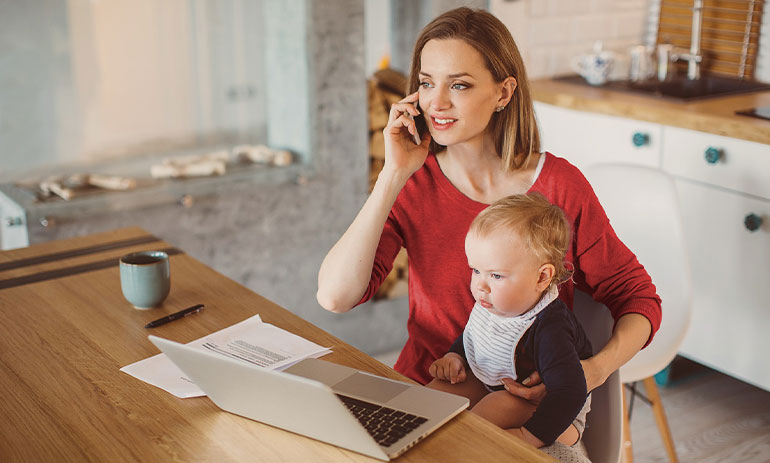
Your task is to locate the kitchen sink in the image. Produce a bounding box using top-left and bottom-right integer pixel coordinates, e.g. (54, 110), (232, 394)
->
(556, 74), (770, 102)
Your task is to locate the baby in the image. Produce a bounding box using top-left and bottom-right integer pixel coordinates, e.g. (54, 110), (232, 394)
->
(427, 192), (593, 449)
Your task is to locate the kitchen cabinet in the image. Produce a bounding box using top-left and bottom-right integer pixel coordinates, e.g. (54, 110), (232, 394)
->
(536, 102), (770, 392)
(662, 127), (770, 391)
(535, 102), (662, 170)
(662, 126), (770, 201)
(673, 179), (770, 389)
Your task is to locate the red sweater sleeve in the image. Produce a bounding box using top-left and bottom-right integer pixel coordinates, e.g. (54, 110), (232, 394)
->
(357, 211), (405, 304)
(573, 216), (662, 346)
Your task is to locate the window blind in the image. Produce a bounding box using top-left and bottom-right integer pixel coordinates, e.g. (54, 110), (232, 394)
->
(655, 0), (765, 79)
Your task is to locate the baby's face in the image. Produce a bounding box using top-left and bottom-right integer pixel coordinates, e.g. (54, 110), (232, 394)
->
(465, 229), (544, 318)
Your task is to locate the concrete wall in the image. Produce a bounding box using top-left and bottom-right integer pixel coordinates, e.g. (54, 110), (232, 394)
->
(389, 0), (488, 74)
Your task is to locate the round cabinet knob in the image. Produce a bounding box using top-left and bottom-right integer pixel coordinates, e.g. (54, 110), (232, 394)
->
(744, 213), (762, 232)
(704, 147), (722, 164)
(632, 132), (650, 147)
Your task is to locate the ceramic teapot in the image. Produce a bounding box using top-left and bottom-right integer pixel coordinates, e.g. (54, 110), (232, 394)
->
(572, 41), (616, 86)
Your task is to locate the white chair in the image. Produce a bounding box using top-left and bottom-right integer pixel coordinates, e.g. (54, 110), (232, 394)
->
(583, 164), (693, 463)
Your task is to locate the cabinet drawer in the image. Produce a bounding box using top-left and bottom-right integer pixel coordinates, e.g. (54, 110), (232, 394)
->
(663, 126), (770, 200)
(675, 179), (770, 391)
(535, 102), (662, 171)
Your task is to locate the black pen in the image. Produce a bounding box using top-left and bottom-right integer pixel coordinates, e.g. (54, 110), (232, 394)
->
(145, 304), (205, 329)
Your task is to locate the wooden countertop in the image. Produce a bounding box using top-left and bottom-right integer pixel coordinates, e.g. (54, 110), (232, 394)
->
(531, 77), (770, 145)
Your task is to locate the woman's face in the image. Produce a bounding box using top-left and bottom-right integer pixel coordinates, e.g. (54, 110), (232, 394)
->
(418, 39), (507, 149)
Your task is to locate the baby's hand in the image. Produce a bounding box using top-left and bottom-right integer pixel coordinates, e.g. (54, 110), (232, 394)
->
(429, 353), (466, 384)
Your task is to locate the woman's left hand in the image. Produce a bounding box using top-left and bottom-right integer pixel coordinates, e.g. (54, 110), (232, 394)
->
(503, 358), (608, 400)
(502, 356), (610, 404)
(501, 372), (546, 405)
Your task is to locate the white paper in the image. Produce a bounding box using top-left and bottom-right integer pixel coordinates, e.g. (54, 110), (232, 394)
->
(121, 314), (332, 398)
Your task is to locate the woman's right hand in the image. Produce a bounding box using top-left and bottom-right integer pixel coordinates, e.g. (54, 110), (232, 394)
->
(382, 91), (431, 179)
(317, 93), (430, 314)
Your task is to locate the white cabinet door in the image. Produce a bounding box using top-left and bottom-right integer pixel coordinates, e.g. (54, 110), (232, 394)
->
(534, 102), (662, 170)
(675, 179), (770, 391)
(663, 126), (770, 201)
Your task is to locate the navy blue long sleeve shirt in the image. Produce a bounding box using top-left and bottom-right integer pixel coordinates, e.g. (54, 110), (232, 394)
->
(449, 299), (593, 445)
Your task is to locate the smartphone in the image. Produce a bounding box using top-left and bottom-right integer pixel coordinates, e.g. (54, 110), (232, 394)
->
(406, 113), (422, 145)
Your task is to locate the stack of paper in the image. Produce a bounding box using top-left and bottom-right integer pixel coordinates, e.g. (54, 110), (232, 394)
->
(121, 315), (331, 398)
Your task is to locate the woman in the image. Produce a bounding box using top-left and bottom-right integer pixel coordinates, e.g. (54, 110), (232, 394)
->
(317, 7), (660, 407)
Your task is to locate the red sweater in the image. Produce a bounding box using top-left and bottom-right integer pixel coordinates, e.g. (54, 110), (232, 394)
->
(360, 152), (662, 384)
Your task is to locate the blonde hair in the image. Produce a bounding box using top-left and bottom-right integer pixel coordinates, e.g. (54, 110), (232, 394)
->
(406, 7), (540, 171)
(469, 193), (572, 288)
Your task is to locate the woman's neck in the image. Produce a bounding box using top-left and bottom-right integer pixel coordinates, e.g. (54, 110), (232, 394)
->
(436, 137), (539, 204)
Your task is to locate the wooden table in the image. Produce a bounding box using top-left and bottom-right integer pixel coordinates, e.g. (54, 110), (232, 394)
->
(0, 227), (551, 462)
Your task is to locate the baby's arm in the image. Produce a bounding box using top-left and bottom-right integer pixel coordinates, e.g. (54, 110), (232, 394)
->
(521, 316), (589, 447)
(426, 332), (490, 407)
(430, 331), (469, 384)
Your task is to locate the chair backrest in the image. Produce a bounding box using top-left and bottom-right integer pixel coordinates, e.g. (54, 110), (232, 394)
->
(582, 164), (693, 384)
(573, 290), (622, 463)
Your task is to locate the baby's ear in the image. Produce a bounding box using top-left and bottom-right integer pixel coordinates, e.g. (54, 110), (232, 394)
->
(536, 264), (555, 292)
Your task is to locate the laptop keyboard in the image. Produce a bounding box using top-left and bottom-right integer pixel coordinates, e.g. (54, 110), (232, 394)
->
(336, 394), (428, 447)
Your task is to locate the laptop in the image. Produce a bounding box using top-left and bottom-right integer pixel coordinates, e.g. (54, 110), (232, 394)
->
(149, 335), (469, 460)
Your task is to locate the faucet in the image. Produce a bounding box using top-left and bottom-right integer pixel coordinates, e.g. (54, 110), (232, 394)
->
(657, 0), (703, 81)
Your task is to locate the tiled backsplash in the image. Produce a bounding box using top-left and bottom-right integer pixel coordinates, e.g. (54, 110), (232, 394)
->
(493, 0), (769, 83)
(493, 0), (653, 80)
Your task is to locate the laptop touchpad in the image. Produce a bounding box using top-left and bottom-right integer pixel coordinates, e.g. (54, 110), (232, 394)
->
(333, 372), (410, 403)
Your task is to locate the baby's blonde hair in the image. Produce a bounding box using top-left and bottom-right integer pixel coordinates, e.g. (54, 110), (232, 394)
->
(469, 192), (572, 289)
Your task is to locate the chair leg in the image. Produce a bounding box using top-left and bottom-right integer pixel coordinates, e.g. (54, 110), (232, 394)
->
(621, 386), (634, 463)
(642, 376), (679, 463)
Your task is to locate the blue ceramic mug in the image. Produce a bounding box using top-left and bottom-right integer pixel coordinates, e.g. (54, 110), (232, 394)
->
(119, 251), (170, 309)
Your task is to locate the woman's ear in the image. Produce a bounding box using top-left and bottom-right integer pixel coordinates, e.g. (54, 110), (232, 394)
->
(535, 263), (555, 292)
(497, 76), (517, 109)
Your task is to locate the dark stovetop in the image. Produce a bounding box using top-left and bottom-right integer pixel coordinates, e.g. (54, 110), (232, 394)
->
(554, 74), (770, 102)
(735, 106), (770, 122)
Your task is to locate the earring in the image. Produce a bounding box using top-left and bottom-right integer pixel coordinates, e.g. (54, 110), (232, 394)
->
(495, 106), (505, 112)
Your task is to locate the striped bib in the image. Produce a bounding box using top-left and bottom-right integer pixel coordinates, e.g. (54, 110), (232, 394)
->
(463, 286), (559, 386)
